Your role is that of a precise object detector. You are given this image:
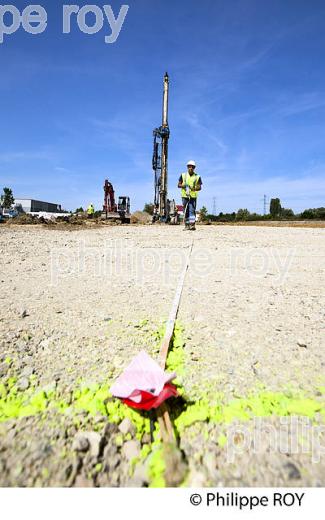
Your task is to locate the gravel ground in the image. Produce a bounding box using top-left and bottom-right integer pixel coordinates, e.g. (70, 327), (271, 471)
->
(0, 223), (324, 487)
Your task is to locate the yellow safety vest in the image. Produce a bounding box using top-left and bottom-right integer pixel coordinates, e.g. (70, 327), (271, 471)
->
(181, 173), (200, 198)
(87, 205), (94, 215)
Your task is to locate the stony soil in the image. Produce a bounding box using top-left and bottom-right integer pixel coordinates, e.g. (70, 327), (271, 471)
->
(0, 224), (324, 487)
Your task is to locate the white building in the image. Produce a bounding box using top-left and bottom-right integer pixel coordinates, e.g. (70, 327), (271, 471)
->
(14, 199), (63, 213)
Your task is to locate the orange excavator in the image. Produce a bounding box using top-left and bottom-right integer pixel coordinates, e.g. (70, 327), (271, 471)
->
(102, 179), (131, 223)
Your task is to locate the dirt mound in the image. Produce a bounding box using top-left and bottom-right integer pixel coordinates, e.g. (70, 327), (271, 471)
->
(6, 214), (39, 225)
(130, 211), (152, 224)
(59, 214), (87, 225)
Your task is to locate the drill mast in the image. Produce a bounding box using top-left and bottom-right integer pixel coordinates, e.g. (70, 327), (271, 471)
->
(152, 73), (176, 222)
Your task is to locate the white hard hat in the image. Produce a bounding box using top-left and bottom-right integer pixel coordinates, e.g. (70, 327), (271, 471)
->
(187, 160), (196, 167)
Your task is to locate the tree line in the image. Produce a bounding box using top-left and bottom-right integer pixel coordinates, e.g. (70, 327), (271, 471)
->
(1, 188), (324, 221)
(143, 199), (325, 221)
(198, 198), (325, 221)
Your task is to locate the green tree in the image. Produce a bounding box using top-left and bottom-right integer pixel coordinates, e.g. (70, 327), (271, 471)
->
(281, 208), (294, 218)
(75, 207), (84, 213)
(143, 203), (154, 215)
(315, 207), (325, 219)
(300, 207), (325, 220)
(248, 212), (263, 221)
(217, 211), (236, 222)
(0, 187), (14, 209)
(199, 206), (208, 221)
(236, 208), (250, 221)
(300, 209), (313, 219)
(269, 198), (282, 218)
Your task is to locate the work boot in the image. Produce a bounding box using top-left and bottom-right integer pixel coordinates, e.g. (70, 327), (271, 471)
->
(189, 223), (196, 231)
(183, 224), (190, 230)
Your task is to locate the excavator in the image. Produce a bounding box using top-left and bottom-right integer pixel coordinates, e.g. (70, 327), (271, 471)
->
(101, 179), (131, 223)
(152, 73), (178, 224)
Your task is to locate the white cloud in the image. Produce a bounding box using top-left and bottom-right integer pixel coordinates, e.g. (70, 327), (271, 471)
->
(0, 150), (52, 163)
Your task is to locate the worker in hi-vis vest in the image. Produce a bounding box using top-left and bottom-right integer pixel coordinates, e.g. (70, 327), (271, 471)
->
(178, 160), (202, 230)
(87, 204), (95, 218)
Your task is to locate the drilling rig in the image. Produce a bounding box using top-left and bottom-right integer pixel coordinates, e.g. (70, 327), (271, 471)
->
(152, 73), (178, 223)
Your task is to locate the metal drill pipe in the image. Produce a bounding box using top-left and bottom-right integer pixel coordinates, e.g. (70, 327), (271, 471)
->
(160, 73), (169, 218)
(162, 72), (169, 127)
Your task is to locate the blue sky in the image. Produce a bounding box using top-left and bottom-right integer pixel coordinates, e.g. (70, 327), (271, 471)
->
(1, 0), (325, 213)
